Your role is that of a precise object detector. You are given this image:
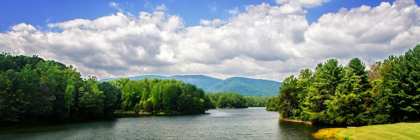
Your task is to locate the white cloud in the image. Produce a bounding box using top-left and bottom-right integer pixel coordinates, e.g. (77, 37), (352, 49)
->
(1, 0), (420, 82)
(156, 4), (167, 11)
(302, 1), (420, 59)
(228, 7), (239, 15)
(199, 19), (225, 27)
(45, 16), (53, 22)
(109, 2), (123, 12)
(199, 19), (211, 26)
(276, 0), (329, 8)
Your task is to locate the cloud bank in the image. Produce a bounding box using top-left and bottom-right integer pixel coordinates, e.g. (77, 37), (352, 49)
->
(1, 0), (419, 81)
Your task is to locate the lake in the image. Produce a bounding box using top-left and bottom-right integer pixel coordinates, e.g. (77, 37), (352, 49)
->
(0, 107), (324, 140)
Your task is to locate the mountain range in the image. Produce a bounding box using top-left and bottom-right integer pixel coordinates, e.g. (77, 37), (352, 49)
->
(100, 75), (282, 96)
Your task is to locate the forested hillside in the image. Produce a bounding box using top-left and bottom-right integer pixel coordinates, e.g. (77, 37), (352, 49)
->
(205, 77), (282, 96)
(101, 75), (283, 96)
(267, 44), (420, 126)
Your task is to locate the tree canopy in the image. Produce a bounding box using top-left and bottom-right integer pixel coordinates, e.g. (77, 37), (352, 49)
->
(0, 53), (211, 123)
(207, 93), (248, 109)
(268, 45), (420, 126)
(111, 78), (212, 114)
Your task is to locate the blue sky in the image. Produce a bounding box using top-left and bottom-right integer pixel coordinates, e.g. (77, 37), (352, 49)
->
(1, 0), (419, 81)
(0, 0), (401, 32)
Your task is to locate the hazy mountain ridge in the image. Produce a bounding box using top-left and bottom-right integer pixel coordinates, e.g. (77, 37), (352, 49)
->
(100, 75), (282, 96)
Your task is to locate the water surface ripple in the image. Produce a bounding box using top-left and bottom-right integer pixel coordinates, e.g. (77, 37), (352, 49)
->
(0, 107), (324, 140)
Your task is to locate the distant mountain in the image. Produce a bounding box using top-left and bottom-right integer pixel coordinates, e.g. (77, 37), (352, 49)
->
(205, 77), (282, 96)
(171, 75), (223, 88)
(100, 75), (282, 96)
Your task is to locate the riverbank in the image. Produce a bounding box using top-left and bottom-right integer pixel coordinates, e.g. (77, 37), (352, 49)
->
(113, 110), (208, 117)
(313, 122), (420, 140)
(280, 118), (313, 125)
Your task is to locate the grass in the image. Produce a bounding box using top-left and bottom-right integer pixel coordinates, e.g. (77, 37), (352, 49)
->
(313, 128), (346, 140)
(314, 122), (420, 140)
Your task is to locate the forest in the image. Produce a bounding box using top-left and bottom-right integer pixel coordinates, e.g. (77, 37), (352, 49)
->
(0, 52), (272, 123)
(207, 93), (271, 108)
(266, 97), (279, 111)
(0, 53), (211, 123)
(207, 93), (247, 108)
(267, 44), (420, 126)
(244, 96), (271, 107)
(108, 78), (213, 114)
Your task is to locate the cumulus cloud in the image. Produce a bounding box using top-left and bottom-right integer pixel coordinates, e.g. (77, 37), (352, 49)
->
(302, 1), (420, 59)
(1, 0), (420, 81)
(199, 19), (211, 26)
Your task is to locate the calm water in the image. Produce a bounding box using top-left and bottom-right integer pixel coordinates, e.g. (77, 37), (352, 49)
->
(0, 107), (324, 140)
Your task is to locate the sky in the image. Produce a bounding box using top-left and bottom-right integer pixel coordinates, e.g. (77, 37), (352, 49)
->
(0, 0), (420, 82)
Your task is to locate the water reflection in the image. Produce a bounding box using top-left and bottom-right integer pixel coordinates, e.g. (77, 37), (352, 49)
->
(0, 108), (323, 140)
(278, 120), (326, 140)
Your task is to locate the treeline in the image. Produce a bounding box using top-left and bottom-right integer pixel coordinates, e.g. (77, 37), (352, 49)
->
(0, 53), (119, 123)
(0, 53), (211, 123)
(266, 97), (279, 111)
(267, 45), (420, 126)
(108, 78), (212, 114)
(208, 93), (247, 108)
(207, 93), (271, 108)
(244, 96), (271, 107)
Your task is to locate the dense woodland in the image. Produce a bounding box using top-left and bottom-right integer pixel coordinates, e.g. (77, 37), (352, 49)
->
(244, 96), (271, 107)
(266, 97), (279, 111)
(267, 45), (420, 126)
(0, 53), (118, 122)
(207, 93), (248, 108)
(0, 53), (211, 123)
(207, 93), (271, 108)
(108, 78), (213, 114)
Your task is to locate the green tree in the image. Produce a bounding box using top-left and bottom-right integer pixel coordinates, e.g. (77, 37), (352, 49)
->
(98, 82), (120, 117)
(212, 92), (247, 109)
(278, 75), (298, 119)
(306, 59), (344, 123)
(163, 83), (180, 112)
(328, 58), (370, 125)
(382, 45), (420, 122)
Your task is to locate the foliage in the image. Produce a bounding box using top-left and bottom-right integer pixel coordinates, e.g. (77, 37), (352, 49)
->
(244, 96), (271, 107)
(0, 53), (117, 122)
(113, 78), (212, 114)
(266, 96), (280, 111)
(272, 45), (420, 126)
(207, 93), (248, 108)
(0, 53), (210, 123)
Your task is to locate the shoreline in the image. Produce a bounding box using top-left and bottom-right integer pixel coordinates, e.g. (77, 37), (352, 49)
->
(280, 118), (313, 125)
